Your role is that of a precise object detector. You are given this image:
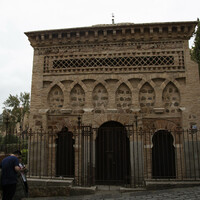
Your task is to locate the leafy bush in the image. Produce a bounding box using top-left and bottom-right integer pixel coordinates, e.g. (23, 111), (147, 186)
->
(0, 134), (28, 156)
(2, 134), (19, 144)
(21, 148), (28, 164)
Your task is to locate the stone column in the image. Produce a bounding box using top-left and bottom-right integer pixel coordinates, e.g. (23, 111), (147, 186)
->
(130, 128), (144, 187)
(83, 91), (94, 113)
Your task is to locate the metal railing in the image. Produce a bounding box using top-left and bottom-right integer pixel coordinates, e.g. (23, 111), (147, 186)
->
(0, 126), (200, 187)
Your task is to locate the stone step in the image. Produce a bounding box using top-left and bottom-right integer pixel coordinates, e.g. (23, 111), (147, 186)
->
(26, 178), (74, 197)
(27, 178), (74, 187)
(146, 179), (200, 190)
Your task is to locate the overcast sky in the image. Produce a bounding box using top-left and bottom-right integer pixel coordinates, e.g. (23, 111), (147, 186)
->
(0, 0), (199, 113)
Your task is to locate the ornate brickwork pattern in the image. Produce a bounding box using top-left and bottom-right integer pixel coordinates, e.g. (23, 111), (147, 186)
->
(162, 82), (180, 113)
(48, 85), (64, 109)
(139, 83), (155, 114)
(116, 83), (132, 111)
(43, 42), (185, 74)
(70, 84), (85, 110)
(37, 41), (184, 56)
(52, 55), (174, 68)
(92, 84), (108, 112)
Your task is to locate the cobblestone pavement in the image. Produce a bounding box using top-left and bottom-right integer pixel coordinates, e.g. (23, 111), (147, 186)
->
(24, 186), (200, 200)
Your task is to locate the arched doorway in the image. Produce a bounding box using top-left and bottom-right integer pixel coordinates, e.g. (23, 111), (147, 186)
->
(56, 127), (75, 177)
(152, 130), (176, 179)
(95, 121), (130, 185)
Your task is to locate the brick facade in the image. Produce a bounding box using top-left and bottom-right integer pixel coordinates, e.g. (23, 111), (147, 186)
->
(25, 21), (199, 132)
(25, 21), (200, 184)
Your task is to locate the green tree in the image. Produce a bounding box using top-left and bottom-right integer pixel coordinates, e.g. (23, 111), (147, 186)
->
(1, 92), (30, 133)
(191, 19), (200, 69)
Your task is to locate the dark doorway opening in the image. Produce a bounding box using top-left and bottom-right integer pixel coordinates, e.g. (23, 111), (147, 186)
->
(56, 127), (75, 177)
(95, 121), (130, 185)
(152, 130), (176, 179)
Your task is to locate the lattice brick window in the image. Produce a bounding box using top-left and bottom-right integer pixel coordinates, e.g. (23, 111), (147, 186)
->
(116, 83), (132, 110)
(162, 82), (180, 113)
(52, 56), (174, 68)
(44, 50), (185, 73)
(48, 85), (64, 109)
(92, 84), (108, 110)
(70, 84), (85, 108)
(139, 83), (155, 114)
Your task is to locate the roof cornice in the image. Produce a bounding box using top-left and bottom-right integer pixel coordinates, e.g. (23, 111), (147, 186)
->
(25, 21), (198, 47)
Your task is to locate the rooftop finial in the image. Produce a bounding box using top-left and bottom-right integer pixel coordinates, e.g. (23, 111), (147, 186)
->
(112, 13), (115, 24)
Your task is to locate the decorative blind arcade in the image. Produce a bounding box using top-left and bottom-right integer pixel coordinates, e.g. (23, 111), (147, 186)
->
(53, 56), (174, 68)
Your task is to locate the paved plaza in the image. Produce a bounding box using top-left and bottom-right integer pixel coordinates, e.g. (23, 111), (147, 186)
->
(25, 186), (200, 200)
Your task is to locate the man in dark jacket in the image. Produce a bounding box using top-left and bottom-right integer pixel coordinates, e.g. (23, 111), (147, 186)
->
(0, 150), (23, 200)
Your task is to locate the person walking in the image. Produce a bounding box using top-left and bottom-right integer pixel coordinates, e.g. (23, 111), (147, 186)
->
(13, 159), (29, 200)
(0, 150), (25, 200)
